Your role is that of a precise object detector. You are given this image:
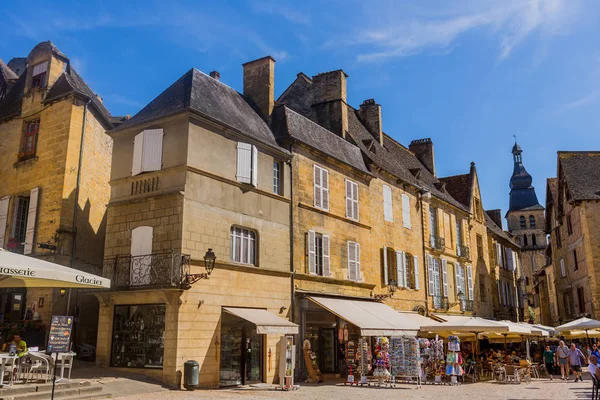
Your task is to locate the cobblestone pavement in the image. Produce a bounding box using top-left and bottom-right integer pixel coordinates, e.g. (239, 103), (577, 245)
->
(117, 378), (594, 400)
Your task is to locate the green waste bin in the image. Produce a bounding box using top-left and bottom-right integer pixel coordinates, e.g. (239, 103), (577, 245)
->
(184, 360), (199, 390)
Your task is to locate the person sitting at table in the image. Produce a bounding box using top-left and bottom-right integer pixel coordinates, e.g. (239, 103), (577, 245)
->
(588, 355), (600, 380)
(2, 333), (27, 357)
(0, 335), (13, 352)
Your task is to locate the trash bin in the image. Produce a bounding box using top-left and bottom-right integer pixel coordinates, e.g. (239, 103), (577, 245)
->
(184, 360), (199, 390)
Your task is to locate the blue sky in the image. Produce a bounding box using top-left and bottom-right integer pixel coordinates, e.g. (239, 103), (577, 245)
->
(2, 0), (600, 227)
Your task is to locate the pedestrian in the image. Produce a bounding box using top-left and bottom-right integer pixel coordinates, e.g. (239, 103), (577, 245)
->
(589, 355), (600, 380)
(567, 343), (587, 382)
(556, 340), (570, 380)
(543, 345), (555, 380)
(592, 344), (600, 359)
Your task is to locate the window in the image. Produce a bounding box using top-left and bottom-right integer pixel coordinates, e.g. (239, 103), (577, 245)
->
(230, 227), (256, 265)
(313, 165), (329, 210)
(381, 247), (396, 285)
(401, 194), (411, 229)
(273, 161), (282, 195)
(567, 215), (573, 235)
(130, 226), (154, 286)
(474, 199), (482, 220)
(523, 235), (528, 247)
(132, 129), (164, 176)
(0, 196), (10, 248)
(466, 265), (474, 300)
(529, 215), (536, 228)
(308, 231), (330, 276)
(429, 207), (437, 244)
(347, 241), (360, 281)
(476, 234), (483, 260)
(520, 216), (526, 229)
(383, 185), (393, 222)
(564, 293), (572, 316)
(577, 287), (585, 314)
(560, 258), (566, 277)
(20, 119), (40, 158)
(345, 179), (359, 221)
(10, 187), (39, 255)
(427, 255), (442, 296)
(555, 228), (562, 248)
(454, 263), (465, 298)
(479, 274), (485, 302)
(456, 220), (462, 247)
(496, 243), (504, 268)
(573, 249), (578, 271)
(525, 276), (529, 286)
(12, 197), (29, 245)
(532, 234), (537, 247)
(31, 61), (48, 89)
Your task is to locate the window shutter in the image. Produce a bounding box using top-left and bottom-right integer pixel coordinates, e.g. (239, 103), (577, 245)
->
(314, 166), (322, 208)
(321, 169), (329, 210)
(347, 241), (356, 281)
(23, 187), (39, 255)
(0, 196), (10, 248)
(131, 226), (153, 256)
(132, 132), (144, 176)
(352, 182), (359, 221)
(506, 248), (514, 271)
(383, 185), (393, 222)
(560, 259), (566, 277)
(396, 251), (405, 287)
(141, 129), (164, 173)
(322, 234), (330, 276)
(401, 194), (411, 229)
(441, 258), (448, 296)
(498, 244), (504, 268)
(466, 265), (474, 300)
(497, 280), (501, 305)
(236, 142), (252, 184)
(427, 254), (434, 296)
(251, 145), (258, 187)
(382, 247), (388, 285)
(308, 230), (316, 274)
(32, 61), (48, 76)
(454, 262), (461, 296)
(355, 243), (361, 281)
(413, 255), (420, 290)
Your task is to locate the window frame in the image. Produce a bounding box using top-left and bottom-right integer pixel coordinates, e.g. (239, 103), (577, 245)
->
(272, 161), (282, 195)
(230, 226), (257, 266)
(345, 179), (359, 221)
(566, 215), (573, 236)
(20, 118), (40, 158)
(573, 249), (578, 271)
(476, 234), (483, 260)
(11, 196), (30, 244)
(519, 216), (526, 229)
(30, 61), (48, 89)
(529, 215), (536, 228)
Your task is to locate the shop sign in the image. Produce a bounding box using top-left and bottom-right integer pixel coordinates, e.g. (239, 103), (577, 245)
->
(47, 315), (73, 353)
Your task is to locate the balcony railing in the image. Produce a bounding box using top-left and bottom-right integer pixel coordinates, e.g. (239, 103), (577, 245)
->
(461, 300), (474, 312)
(432, 295), (449, 310)
(430, 235), (446, 251)
(457, 244), (470, 259)
(103, 251), (191, 290)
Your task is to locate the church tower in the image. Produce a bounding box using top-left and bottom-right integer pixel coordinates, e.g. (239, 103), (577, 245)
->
(506, 142), (547, 323)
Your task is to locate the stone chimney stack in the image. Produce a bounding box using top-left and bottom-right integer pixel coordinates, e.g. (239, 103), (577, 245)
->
(242, 56), (275, 121)
(486, 209), (503, 228)
(310, 70), (349, 138)
(409, 138), (436, 176)
(209, 71), (220, 80)
(358, 99), (382, 145)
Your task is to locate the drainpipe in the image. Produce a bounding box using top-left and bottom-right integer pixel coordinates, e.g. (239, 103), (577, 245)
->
(288, 148), (295, 323)
(419, 190), (430, 316)
(67, 98), (90, 315)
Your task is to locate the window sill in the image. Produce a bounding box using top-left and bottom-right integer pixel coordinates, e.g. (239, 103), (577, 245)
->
(295, 272), (375, 289)
(298, 203), (372, 230)
(14, 156), (38, 168)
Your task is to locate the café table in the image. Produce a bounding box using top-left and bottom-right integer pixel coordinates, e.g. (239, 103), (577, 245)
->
(0, 353), (19, 387)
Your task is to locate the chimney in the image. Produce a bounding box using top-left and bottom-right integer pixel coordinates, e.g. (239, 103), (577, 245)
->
(310, 70), (348, 138)
(209, 71), (220, 80)
(358, 99), (382, 145)
(486, 209), (503, 229)
(409, 138), (435, 176)
(242, 56), (275, 121)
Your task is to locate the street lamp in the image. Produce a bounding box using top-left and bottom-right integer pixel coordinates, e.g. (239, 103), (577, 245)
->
(375, 279), (397, 299)
(449, 291), (465, 308)
(185, 248), (217, 286)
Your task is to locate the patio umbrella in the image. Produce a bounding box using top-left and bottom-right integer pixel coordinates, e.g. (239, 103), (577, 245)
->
(556, 317), (600, 344)
(562, 330), (600, 340)
(0, 249), (110, 288)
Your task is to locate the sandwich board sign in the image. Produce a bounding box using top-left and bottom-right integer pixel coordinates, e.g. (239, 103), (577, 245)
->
(47, 315), (73, 353)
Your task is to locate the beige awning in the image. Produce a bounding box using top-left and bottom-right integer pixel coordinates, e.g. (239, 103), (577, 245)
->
(223, 307), (298, 335)
(308, 296), (419, 336)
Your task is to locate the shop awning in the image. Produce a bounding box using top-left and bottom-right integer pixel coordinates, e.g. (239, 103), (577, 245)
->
(0, 249), (110, 289)
(556, 317), (600, 332)
(308, 296), (419, 336)
(421, 315), (510, 335)
(223, 307), (298, 335)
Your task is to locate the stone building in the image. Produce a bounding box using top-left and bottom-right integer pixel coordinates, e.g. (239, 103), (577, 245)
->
(546, 152), (600, 322)
(505, 142), (547, 323)
(97, 59), (296, 388)
(0, 42), (114, 346)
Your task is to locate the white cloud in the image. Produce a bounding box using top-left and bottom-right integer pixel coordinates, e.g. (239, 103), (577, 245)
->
(554, 90), (600, 115)
(250, 1), (310, 25)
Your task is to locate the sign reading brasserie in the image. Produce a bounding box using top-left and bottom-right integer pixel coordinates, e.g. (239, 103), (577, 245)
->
(47, 315), (73, 353)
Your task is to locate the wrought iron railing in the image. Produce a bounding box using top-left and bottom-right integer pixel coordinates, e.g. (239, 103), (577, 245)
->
(432, 295), (449, 310)
(461, 300), (474, 312)
(457, 244), (470, 259)
(430, 235), (445, 251)
(103, 251), (191, 290)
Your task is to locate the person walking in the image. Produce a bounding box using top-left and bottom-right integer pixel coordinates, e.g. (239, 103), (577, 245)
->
(543, 345), (555, 380)
(556, 340), (570, 380)
(567, 343), (587, 382)
(589, 355), (600, 380)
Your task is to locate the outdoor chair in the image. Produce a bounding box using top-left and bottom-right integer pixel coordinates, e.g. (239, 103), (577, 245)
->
(494, 365), (506, 382)
(77, 344), (95, 361)
(22, 352), (52, 383)
(504, 365), (520, 384)
(51, 352), (75, 381)
(592, 375), (599, 400)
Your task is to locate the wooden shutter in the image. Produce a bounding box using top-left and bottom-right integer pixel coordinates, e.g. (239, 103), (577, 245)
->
(251, 145), (258, 187)
(413, 255), (420, 290)
(308, 230), (316, 274)
(427, 254), (434, 295)
(455, 262), (461, 296)
(382, 247), (388, 285)
(352, 182), (359, 220)
(0, 196), (10, 248)
(314, 166), (322, 208)
(141, 129), (164, 173)
(237, 142), (252, 184)
(348, 241), (356, 281)
(132, 131), (144, 176)
(355, 243), (361, 281)
(402, 193), (411, 229)
(560, 258), (566, 277)
(32, 61), (48, 76)
(321, 169), (329, 210)
(506, 248), (514, 271)
(24, 187), (39, 255)
(396, 250), (405, 287)
(322, 234), (330, 276)
(466, 265), (474, 300)
(441, 258), (448, 296)
(383, 185), (393, 222)
(346, 180), (358, 220)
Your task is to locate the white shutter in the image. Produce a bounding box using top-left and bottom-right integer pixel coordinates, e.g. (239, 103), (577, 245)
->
(355, 243), (361, 281)
(23, 187), (39, 255)
(321, 169), (329, 210)
(506, 248), (514, 271)
(441, 258), (448, 296)
(141, 129), (164, 173)
(495, 243), (501, 266)
(308, 230), (316, 274)
(346, 180), (358, 220)
(413, 255), (420, 290)
(132, 132), (144, 176)
(314, 166), (322, 208)
(427, 254), (434, 295)
(466, 265), (474, 300)
(512, 250), (518, 271)
(401, 194), (411, 229)
(0, 196), (10, 248)
(455, 262), (461, 296)
(322, 235), (330, 276)
(396, 251), (405, 287)
(352, 182), (359, 220)
(251, 145), (258, 187)
(560, 258), (566, 277)
(497, 244), (504, 268)
(130, 226), (153, 286)
(237, 142), (252, 184)
(348, 241), (356, 281)
(382, 247), (388, 285)
(32, 61), (48, 76)
(383, 185), (393, 222)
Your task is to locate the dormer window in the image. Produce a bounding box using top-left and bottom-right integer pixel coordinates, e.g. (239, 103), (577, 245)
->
(31, 61), (48, 89)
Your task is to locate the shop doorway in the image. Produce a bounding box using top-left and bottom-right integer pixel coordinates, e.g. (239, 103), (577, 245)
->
(220, 312), (263, 386)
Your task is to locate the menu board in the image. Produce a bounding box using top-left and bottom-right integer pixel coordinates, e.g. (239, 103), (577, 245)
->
(47, 315), (73, 353)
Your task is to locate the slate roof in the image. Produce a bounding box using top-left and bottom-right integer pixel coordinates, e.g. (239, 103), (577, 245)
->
(0, 72), (26, 121)
(271, 105), (370, 174)
(0, 59), (18, 81)
(114, 68), (285, 152)
(559, 152), (600, 201)
(438, 174), (471, 209)
(7, 58), (26, 77)
(485, 212), (518, 247)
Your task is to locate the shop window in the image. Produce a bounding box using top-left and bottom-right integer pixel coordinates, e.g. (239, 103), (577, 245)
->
(230, 227), (256, 265)
(20, 119), (40, 159)
(567, 215), (573, 235)
(31, 61), (48, 89)
(520, 216), (526, 229)
(110, 304), (165, 368)
(308, 230), (329, 276)
(529, 215), (536, 228)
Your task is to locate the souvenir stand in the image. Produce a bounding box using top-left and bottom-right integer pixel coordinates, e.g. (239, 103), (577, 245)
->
(419, 337), (445, 384)
(390, 336), (421, 387)
(445, 336), (463, 385)
(372, 337), (391, 387)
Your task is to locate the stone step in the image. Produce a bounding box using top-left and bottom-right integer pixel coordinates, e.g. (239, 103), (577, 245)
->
(0, 382), (102, 400)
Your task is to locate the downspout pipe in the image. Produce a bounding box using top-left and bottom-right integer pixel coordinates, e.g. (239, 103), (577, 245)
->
(419, 189), (430, 316)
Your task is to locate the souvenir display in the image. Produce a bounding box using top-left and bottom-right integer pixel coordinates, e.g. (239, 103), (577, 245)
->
(372, 337), (391, 383)
(303, 339), (323, 383)
(420, 337), (445, 382)
(390, 337), (421, 387)
(446, 335), (463, 384)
